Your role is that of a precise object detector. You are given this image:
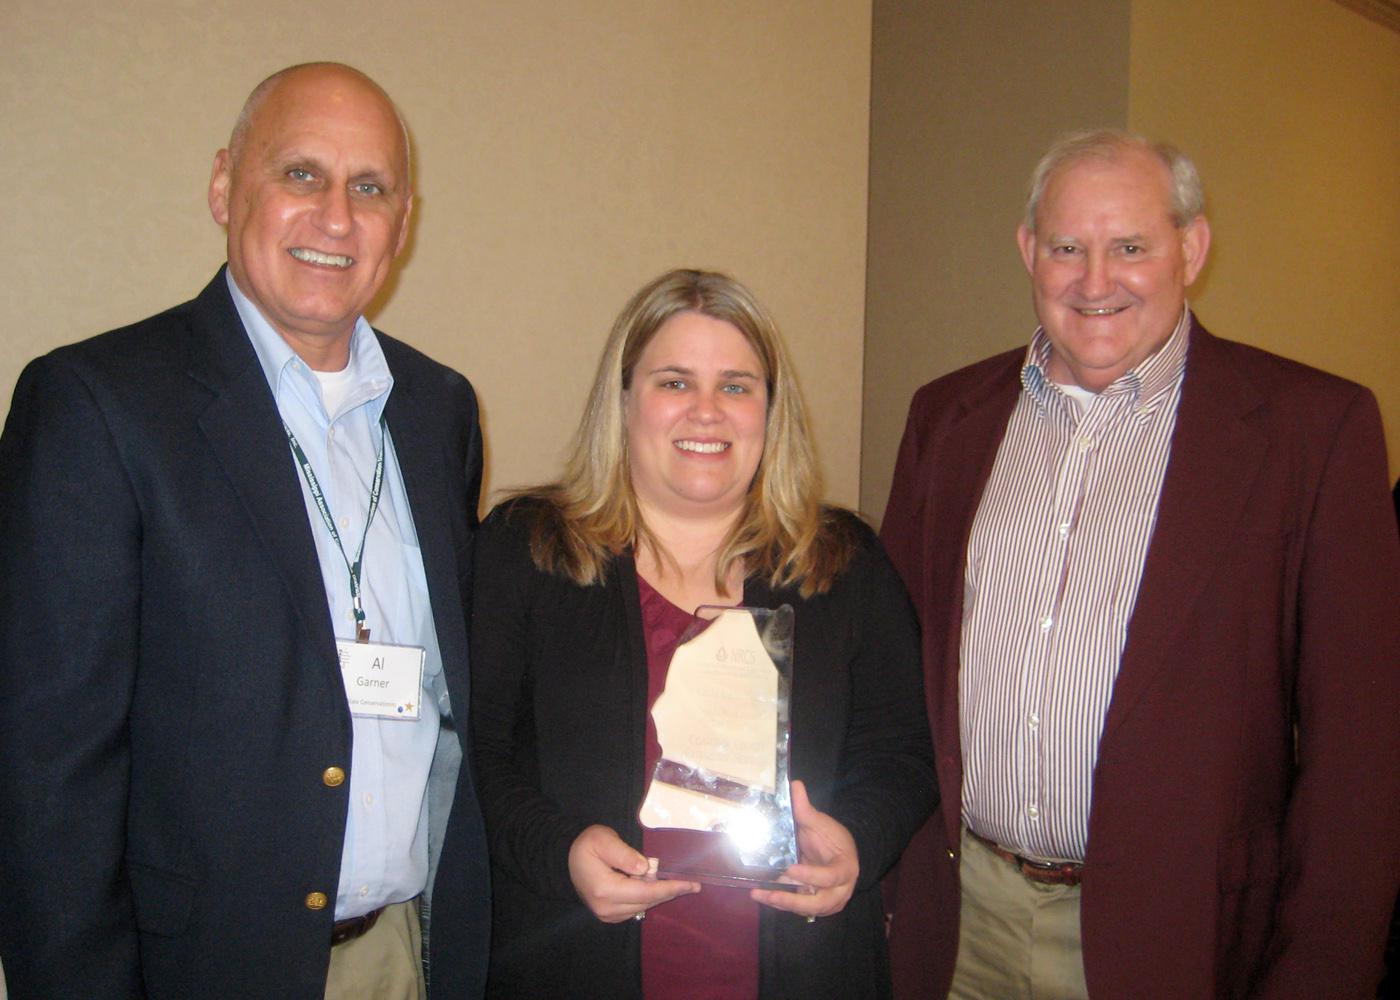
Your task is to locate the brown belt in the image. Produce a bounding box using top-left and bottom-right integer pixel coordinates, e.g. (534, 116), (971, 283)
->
(331, 905), (385, 947)
(968, 829), (1085, 887)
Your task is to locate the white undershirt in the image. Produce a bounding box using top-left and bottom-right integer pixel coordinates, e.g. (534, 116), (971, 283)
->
(313, 364), (357, 417)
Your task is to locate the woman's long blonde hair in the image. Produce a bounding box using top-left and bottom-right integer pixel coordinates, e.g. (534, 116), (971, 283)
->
(513, 268), (856, 597)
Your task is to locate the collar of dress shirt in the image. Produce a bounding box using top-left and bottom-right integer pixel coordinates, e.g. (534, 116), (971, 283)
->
(1020, 304), (1193, 413)
(225, 268), (393, 422)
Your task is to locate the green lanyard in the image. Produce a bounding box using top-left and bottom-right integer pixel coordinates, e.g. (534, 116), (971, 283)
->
(284, 414), (387, 642)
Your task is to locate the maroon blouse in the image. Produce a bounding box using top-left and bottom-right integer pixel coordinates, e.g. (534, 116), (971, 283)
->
(637, 574), (759, 1000)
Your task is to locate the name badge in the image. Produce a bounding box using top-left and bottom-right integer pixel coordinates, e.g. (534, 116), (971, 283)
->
(336, 639), (425, 721)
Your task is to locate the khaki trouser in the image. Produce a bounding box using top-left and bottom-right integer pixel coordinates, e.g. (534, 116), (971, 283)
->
(949, 828), (1089, 1000)
(324, 899), (425, 1000)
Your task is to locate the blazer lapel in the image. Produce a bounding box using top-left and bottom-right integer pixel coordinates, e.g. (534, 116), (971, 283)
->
(1099, 324), (1268, 744)
(186, 271), (338, 658)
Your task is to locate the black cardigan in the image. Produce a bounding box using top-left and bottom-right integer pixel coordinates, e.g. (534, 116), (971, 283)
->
(469, 498), (937, 999)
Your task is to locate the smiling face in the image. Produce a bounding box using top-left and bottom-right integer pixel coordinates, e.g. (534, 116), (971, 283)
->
(624, 311), (769, 524)
(208, 65), (412, 369)
(1017, 147), (1209, 391)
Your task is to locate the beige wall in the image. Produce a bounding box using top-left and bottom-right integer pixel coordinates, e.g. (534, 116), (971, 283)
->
(0, 0), (874, 511)
(1131, 0), (1400, 476)
(860, 0), (1131, 522)
(8, 0), (1391, 531)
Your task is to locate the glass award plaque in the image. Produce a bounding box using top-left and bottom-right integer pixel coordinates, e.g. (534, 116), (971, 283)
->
(638, 604), (798, 890)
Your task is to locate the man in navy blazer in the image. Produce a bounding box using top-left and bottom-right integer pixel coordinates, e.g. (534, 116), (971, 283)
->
(0, 63), (489, 998)
(881, 131), (1400, 998)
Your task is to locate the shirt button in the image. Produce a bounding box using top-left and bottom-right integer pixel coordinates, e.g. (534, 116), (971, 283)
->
(359, 885), (370, 897)
(1039, 616), (1054, 631)
(338, 517), (350, 530)
(322, 766), (346, 787)
(1057, 522), (1070, 538)
(363, 792), (374, 807)
(1027, 804), (1041, 820)
(305, 891), (328, 911)
(1077, 436), (1093, 452)
(1028, 713), (1040, 729)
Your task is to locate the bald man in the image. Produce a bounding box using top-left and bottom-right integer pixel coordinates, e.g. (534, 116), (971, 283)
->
(0, 64), (489, 999)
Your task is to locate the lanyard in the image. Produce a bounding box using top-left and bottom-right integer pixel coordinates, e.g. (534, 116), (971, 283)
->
(285, 414), (387, 642)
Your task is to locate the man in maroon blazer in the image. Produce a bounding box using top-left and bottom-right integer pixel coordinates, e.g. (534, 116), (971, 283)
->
(881, 130), (1400, 999)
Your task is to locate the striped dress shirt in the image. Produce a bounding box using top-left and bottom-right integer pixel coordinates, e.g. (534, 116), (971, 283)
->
(960, 308), (1190, 862)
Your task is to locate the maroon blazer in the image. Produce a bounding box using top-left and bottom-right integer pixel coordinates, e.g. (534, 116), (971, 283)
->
(880, 320), (1400, 999)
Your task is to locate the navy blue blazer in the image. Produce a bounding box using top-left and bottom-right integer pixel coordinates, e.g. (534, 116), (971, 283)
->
(0, 270), (490, 999)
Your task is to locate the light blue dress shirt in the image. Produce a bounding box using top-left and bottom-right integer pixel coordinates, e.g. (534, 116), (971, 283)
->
(228, 272), (443, 920)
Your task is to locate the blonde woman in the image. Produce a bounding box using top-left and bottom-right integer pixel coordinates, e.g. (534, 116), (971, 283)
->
(469, 269), (935, 999)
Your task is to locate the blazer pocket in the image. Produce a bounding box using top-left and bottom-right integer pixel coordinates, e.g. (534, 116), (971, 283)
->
(127, 860), (197, 937)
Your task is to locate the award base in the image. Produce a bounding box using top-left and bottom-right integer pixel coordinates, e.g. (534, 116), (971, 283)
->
(655, 863), (801, 892)
(648, 831), (801, 892)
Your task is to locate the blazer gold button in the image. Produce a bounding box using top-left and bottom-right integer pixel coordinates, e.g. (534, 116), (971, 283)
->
(305, 891), (329, 911)
(947, 849), (956, 860)
(322, 766), (346, 787)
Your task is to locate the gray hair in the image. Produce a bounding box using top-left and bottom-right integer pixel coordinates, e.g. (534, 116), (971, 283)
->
(227, 62), (412, 176)
(1024, 129), (1204, 232)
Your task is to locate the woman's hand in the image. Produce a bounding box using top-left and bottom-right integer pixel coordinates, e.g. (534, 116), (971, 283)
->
(750, 780), (859, 919)
(568, 824), (700, 922)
